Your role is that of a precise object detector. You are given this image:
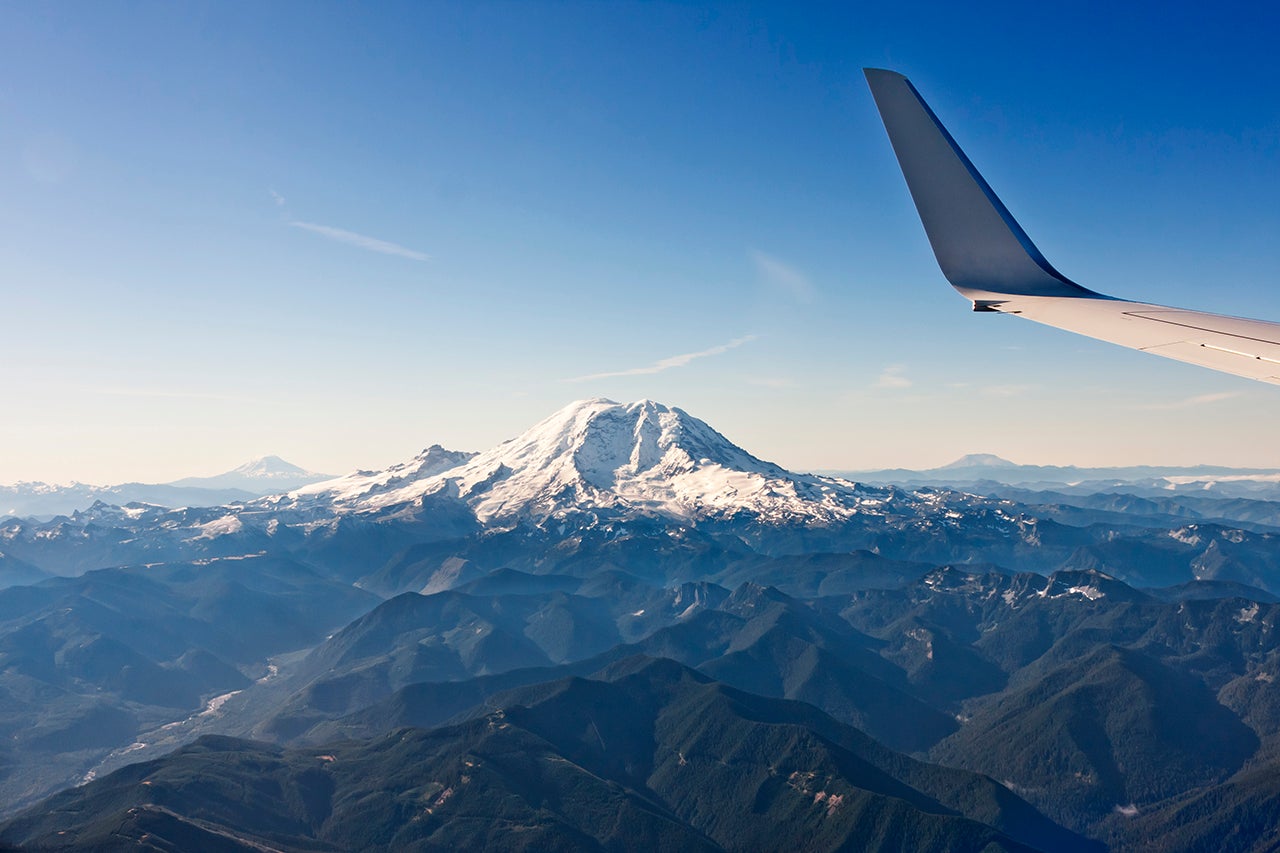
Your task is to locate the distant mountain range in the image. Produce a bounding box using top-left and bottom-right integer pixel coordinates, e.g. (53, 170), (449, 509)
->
(4, 399), (1280, 849)
(10, 418), (1279, 523)
(5, 399), (1280, 592)
(0, 455), (335, 518)
(839, 453), (1280, 500)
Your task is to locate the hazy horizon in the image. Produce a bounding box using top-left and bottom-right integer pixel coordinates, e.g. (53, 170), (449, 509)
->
(6, 395), (1280, 489)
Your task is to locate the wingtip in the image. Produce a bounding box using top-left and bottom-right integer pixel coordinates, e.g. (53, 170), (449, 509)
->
(863, 67), (907, 84)
(864, 67), (1093, 300)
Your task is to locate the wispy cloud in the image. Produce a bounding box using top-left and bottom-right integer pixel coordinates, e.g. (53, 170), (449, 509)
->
(1135, 391), (1242, 411)
(290, 221), (429, 261)
(269, 188), (287, 207)
(981, 383), (1036, 398)
(750, 250), (815, 302)
(747, 376), (795, 389)
(566, 335), (758, 382)
(874, 365), (912, 389)
(92, 386), (254, 402)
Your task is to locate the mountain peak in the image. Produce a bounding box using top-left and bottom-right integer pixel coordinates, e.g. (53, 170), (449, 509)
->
(456, 398), (791, 510)
(170, 456), (335, 494)
(289, 444), (478, 505)
(231, 456), (310, 478)
(938, 453), (1018, 470)
(287, 398), (873, 524)
(413, 444), (477, 468)
(514, 398), (779, 488)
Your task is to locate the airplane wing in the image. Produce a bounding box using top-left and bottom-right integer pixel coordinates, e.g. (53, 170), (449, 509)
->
(863, 67), (1280, 384)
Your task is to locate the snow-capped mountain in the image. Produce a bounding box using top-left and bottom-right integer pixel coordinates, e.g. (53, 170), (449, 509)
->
(169, 455), (334, 492)
(937, 453), (1020, 470)
(9, 398), (1280, 604)
(286, 444), (477, 510)
(1, 456), (335, 519)
(283, 399), (886, 524)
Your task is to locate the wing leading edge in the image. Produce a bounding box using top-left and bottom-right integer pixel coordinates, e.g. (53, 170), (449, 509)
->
(864, 67), (1280, 384)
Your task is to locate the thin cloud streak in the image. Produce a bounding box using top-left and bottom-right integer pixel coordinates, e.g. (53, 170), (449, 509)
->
(981, 384), (1036, 398)
(750, 250), (815, 302)
(747, 376), (796, 389)
(93, 387), (255, 402)
(1135, 391), (1242, 411)
(290, 221), (429, 261)
(874, 365), (911, 389)
(567, 335), (758, 382)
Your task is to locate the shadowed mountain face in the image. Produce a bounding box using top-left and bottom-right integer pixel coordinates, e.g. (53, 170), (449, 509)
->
(1112, 752), (1280, 851)
(932, 644), (1259, 825)
(250, 581), (956, 755)
(0, 551), (47, 587)
(4, 400), (1280, 848)
(0, 556), (379, 814)
(0, 659), (1091, 853)
(836, 568), (1280, 831)
(137, 567), (1280, 846)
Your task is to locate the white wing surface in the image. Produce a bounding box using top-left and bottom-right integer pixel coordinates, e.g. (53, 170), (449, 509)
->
(864, 68), (1280, 384)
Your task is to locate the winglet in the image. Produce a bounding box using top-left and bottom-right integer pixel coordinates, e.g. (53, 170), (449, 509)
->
(863, 68), (1099, 302)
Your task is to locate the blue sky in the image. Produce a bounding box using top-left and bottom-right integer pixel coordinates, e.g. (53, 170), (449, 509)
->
(4, 1), (1280, 482)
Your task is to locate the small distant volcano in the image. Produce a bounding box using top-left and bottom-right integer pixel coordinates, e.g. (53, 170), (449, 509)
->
(937, 454), (1019, 470)
(169, 456), (334, 494)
